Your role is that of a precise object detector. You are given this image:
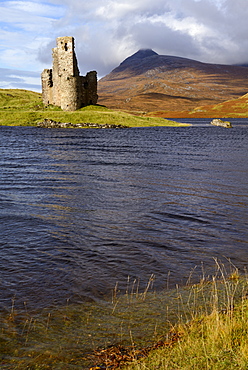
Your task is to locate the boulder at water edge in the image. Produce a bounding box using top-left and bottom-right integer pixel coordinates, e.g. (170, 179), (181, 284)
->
(210, 119), (232, 128)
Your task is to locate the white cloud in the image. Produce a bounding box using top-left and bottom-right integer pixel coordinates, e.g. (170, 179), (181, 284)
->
(1, 0), (248, 91)
(3, 0), (64, 19)
(0, 0), (66, 77)
(0, 68), (41, 91)
(95, 2), (136, 19)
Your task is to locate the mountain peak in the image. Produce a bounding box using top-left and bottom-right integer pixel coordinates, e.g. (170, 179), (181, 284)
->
(130, 49), (158, 59)
(120, 49), (158, 66)
(98, 50), (248, 113)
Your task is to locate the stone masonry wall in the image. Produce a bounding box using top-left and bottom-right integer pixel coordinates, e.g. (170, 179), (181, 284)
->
(41, 36), (98, 111)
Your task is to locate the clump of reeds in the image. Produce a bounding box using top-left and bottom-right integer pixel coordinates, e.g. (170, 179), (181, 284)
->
(1, 260), (247, 370)
(121, 260), (248, 370)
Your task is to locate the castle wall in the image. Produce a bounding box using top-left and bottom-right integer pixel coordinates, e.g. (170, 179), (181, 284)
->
(51, 47), (60, 107)
(60, 76), (81, 111)
(41, 69), (53, 105)
(86, 71), (98, 105)
(41, 36), (98, 111)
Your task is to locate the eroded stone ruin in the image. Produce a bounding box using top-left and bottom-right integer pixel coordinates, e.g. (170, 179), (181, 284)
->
(41, 36), (98, 111)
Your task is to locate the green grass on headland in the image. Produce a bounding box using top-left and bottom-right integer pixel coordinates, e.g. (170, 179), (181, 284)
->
(0, 89), (189, 127)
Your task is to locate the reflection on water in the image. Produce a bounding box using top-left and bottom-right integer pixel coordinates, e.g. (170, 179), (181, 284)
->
(0, 122), (247, 309)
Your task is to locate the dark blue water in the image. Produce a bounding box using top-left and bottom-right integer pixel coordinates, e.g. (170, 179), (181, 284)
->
(0, 121), (248, 310)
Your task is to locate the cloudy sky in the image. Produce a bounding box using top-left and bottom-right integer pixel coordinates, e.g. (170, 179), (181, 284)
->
(1, 0), (248, 92)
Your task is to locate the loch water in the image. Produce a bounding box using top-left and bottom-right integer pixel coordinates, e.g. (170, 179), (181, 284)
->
(0, 119), (248, 311)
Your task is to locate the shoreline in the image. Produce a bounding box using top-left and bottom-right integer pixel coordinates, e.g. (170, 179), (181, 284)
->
(1, 267), (247, 369)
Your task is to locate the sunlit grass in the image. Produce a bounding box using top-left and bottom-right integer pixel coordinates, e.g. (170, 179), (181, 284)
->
(0, 262), (247, 369)
(124, 262), (248, 370)
(0, 89), (189, 127)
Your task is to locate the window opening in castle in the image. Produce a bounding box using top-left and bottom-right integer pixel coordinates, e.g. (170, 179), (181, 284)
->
(64, 43), (68, 51)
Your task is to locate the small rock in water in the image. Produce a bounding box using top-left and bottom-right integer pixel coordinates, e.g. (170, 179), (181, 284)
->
(210, 119), (232, 128)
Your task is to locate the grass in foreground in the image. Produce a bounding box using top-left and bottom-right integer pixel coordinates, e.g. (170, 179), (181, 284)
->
(0, 89), (189, 127)
(123, 301), (248, 370)
(0, 263), (248, 369)
(123, 266), (248, 370)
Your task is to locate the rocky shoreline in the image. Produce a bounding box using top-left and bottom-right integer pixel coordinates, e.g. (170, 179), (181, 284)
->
(37, 119), (128, 129)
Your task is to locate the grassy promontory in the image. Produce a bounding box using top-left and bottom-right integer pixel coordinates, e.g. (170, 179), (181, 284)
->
(0, 89), (189, 127)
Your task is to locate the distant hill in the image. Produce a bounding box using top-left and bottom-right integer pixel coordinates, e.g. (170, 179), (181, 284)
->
(151, 92), (248, 119)
(98, 49), (248, 113)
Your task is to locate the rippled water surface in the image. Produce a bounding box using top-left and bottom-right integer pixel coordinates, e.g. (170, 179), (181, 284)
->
(1, 120), (248, 309)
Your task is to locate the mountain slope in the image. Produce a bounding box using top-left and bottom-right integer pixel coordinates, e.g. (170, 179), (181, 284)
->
(98, 49), (248, 113)
(151, 92), (248, 118)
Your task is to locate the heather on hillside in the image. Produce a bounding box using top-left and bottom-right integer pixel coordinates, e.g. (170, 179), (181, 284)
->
(98, 49), (248, 113)
(151, 93), (248, 119)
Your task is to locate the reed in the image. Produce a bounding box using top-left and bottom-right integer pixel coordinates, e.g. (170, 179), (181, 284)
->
(122, 262), (248, 370)
(0, 261), (247, 369)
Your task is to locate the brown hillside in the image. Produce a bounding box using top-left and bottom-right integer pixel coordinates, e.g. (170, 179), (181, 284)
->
(98, 49), (248, 113)
(150, 93), (248, 118)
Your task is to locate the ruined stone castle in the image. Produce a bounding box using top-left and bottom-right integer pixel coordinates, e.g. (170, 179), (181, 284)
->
(41, 36), (98, 111)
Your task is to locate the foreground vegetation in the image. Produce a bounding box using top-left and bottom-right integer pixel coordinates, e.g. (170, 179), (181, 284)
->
(124, 272), (248, 370)
(0, 89), (189, 127)
(0, 262), (247, 369)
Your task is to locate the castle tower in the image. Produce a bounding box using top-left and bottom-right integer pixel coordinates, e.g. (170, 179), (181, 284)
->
(54, 36), (81, 111)
(41, 36), (98, 111)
